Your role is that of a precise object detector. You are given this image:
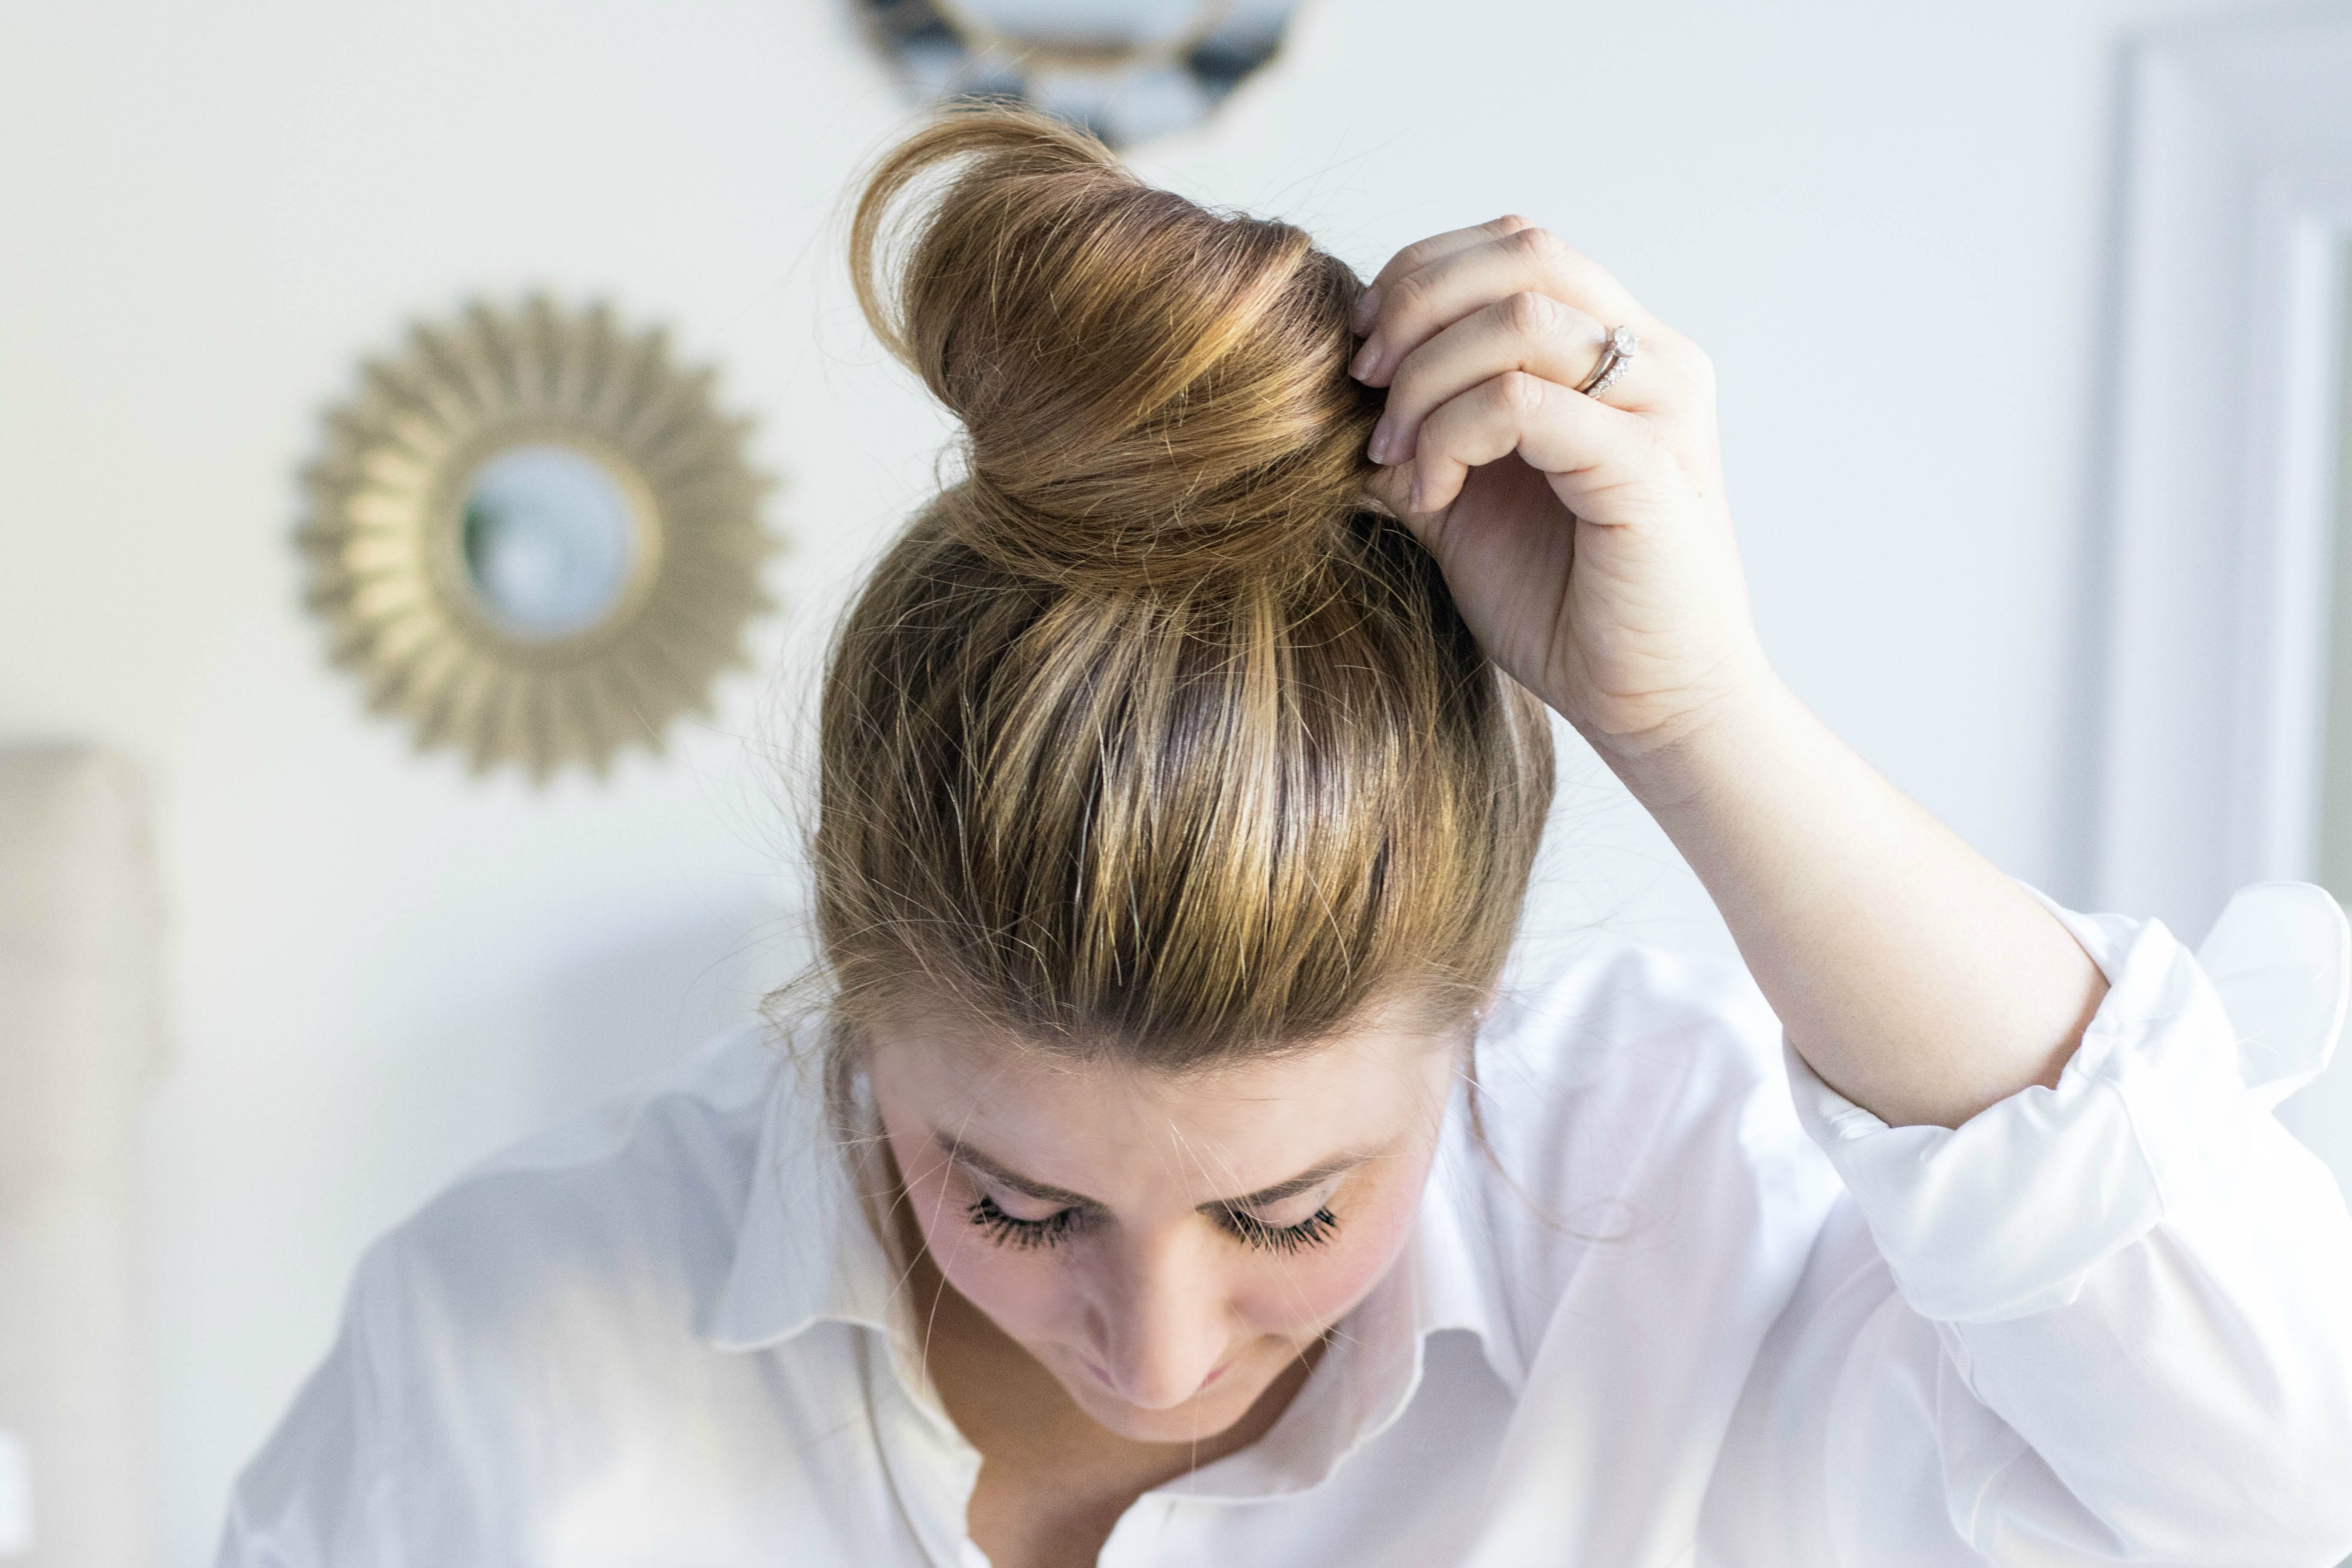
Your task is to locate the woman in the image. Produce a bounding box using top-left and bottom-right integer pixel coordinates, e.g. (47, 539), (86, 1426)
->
(220, 106), (2352, 1567)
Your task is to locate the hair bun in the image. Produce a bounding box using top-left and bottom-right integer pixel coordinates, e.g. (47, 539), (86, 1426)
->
(849, 103), (1382, 592)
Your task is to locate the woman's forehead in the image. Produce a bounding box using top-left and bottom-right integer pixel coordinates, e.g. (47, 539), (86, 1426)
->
(868, 1015), (1454, 1197)
(869, 1008), (1453, 1107)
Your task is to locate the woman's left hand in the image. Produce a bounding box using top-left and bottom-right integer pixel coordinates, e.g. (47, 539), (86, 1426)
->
(1350, 217), (1764, 762)
(1353, 218), (2108, 1131)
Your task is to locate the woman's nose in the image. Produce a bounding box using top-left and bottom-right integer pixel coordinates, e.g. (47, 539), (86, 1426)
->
(1093, 1229), (1228, 1410)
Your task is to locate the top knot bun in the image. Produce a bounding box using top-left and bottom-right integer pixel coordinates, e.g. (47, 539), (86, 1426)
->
(849, 103), (1384, 593)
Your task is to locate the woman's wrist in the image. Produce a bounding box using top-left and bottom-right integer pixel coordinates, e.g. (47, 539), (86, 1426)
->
(1563, 647), (1795, 816)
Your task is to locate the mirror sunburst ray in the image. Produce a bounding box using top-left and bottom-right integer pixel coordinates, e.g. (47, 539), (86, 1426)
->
(297, 294), (783, 783)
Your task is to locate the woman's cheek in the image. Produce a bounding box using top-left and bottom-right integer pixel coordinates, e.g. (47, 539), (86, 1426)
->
(1238, 1177), (1426, 1333)
(904, 1169), (1072, 1335)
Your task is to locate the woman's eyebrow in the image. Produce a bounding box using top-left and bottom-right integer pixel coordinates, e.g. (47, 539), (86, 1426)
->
(934, 1135), (1100, 1208)
(1221, 1155), (1362, 1209)
(934, 1132), (1369, 1211)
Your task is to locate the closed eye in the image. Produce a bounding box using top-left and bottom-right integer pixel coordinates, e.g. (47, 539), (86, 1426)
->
(1214, 1204), (1341, 1255)
(965, 1193), (1343, 1255)
(967, 1193), (1083, 1249)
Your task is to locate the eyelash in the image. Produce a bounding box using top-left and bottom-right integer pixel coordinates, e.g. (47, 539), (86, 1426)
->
(1216, 1204), (1342, 1255)
(965, 1194), (1341, 1255)
(966, 1194), (1082, 1251)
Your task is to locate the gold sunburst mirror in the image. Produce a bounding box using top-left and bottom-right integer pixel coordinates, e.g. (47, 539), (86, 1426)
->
(296, 296), (781, 782)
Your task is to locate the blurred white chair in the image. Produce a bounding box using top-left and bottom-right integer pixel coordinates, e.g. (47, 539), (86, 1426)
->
(0, 744), (161, 1566)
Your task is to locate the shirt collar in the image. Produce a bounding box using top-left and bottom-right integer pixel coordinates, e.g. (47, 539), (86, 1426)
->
(705, 1051), (900, 1351)
(704, 1046), (1505, 1494)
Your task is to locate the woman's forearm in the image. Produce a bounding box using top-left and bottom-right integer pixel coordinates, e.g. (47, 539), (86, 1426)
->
(1599, 673), (2108, 1130)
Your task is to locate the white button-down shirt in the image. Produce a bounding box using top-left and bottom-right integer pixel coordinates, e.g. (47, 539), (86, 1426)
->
(218, 885), (2352, 1567)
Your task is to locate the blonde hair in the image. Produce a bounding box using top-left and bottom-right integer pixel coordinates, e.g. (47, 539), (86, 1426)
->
(805, 104), (1554, 1090)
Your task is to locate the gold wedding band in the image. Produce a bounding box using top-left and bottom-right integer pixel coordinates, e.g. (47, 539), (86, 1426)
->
(1577, 326), (1640, 398)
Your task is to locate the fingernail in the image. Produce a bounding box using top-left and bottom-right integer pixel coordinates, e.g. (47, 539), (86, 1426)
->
(1409, 471), (1428, 511)
(1349, 332), (1382, 381)
(1350, 286), (1381, 333)
(1367, 416), (1393, 463)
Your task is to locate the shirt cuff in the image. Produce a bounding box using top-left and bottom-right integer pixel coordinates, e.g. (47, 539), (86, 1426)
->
(1785, 882), (2348, 1324)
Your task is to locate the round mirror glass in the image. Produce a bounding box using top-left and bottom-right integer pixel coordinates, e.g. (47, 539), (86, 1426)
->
(948, 0), (1216, 49)
(459, 444), (639, 640)
(867, 0), (1300, 148)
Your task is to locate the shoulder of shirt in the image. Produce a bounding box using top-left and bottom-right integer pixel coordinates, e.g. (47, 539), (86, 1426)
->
(1447, 924), (1837, 1359)
(346, 1019), (793, 1351)
(1482, 921), (1789, 1097)
(457, 1018), (787, 1183)
(1474, 921), (1805, 1159)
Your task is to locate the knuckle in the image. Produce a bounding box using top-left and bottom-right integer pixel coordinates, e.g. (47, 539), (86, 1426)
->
(1506, 224), (1569, 265)
(1499, 289), (1557, 335)
(1387, 267), (1434, 313)
(1387, 242), (1434, 281)
(1652, 330), (1715, 391)
(1495, 369), (1546, 415)
(1486, 213), (1534, 235)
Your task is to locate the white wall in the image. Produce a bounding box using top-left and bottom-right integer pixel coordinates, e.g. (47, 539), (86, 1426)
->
(0, 0), (2293, 1559)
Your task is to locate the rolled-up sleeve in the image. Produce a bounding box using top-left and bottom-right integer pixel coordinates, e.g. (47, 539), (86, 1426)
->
(1764, 881), (2352, 1566)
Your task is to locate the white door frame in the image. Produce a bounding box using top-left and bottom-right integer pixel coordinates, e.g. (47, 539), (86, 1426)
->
(2096, 6), (2352, 939)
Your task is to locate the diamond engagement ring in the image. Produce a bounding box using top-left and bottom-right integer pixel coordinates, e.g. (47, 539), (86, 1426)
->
(1576, 325), (1640, 398)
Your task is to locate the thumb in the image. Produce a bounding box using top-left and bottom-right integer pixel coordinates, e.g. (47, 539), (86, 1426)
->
(1362, 461), (1434, 541)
